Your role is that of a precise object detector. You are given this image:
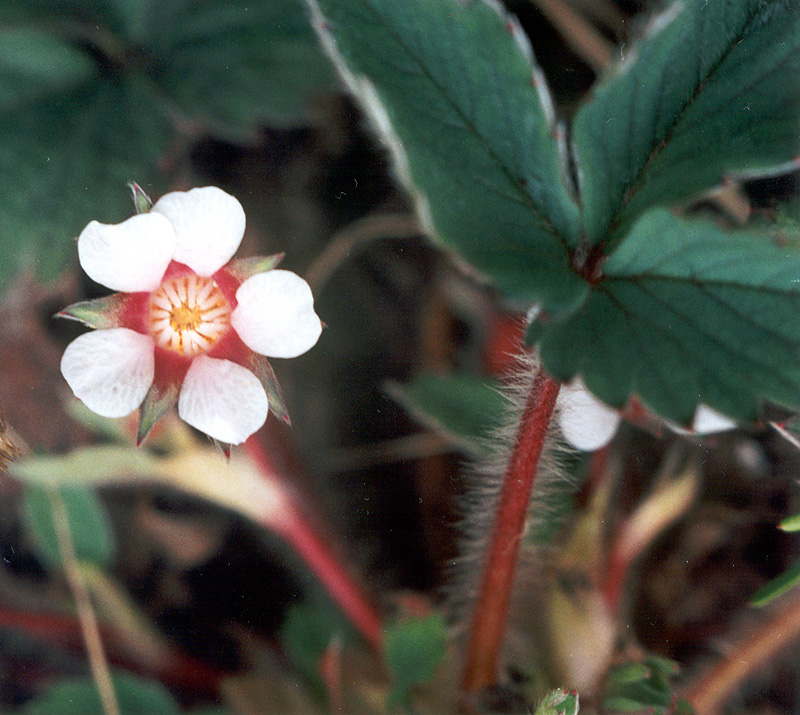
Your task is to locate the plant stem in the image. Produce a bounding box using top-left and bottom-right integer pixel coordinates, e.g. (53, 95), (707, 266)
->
(245, 434), (383, 652)
(50, 489), (120, 715)
(461, 366), (561, 695)
(683, 586), (800, 715)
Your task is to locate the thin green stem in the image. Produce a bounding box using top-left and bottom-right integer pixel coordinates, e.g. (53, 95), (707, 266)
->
(461, 365), (561, 695)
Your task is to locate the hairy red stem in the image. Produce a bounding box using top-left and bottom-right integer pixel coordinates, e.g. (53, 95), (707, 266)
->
(461, 367), (560, 695)
(244, 433), (383, 652)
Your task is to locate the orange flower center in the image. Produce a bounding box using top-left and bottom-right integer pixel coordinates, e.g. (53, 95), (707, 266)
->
(149, 274), (231, 357)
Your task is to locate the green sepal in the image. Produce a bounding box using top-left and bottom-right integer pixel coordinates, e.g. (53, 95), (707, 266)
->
(56, 294), (127, 329)
(137, 382), (179, 446)
(210, 439), (232, 459)
(227, 253), (284, 281)
(251, 355), (291, 425)
(129, 181), (153, 214)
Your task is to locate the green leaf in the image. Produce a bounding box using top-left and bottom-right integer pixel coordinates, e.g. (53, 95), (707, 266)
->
(146, 0), (334, 132)
(384, 613), (447, 707)
(606, 663), (652, 686)
(537, 209), (800, 424)
(386, 374), (507, 456)
(0, 28), (95, 110)
(602, 656), (681, 714)
(0, 77), (171, 287)
(308, 0), (587, 312)
(281, 601), (352, 689)
(751, 558), (800, 606)
(780, 512), (800, 532)
(573, 0), (800, 247)
(22, 484), (115, 569)
(23, 671), (178, 715)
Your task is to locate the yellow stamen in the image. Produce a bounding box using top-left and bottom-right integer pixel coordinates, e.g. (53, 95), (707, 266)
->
(149, 275), (231, 356)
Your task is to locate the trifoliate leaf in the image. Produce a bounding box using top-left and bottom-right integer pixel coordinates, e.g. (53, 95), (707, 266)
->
(308, 0), (587, 312)
(537, 209), (800, 424)
(573, 0), (800, 247)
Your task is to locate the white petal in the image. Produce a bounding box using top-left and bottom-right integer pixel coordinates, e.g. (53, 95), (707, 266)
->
(692, 405), (737, 434)
(152, 186), (246, 276)
(78, 213), (176, 292)
(61, 329), (154, 418)
(178, 356), (268, 444)
(557, 380), (621, 451)
(231, 270), (322, 358)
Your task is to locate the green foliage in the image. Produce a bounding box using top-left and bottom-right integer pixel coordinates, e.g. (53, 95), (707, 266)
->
(538, 209), (800, 423)
(310, 0), (800, 427)
(574, 0), (800, 246)
(0, 78), (171, 285)
(383, 613), (447, 708)
(780, 512), (800, 533)
(22, 484), (115, 569)
(23, 671), (178, 715)
(387, 374), (507, 456)
(0, 28), (94, 108)
(308, 0), (587, 313)
(603, 656), (692, 714)
(0, 0), (331, 291)
(281, 601), (353, 690)
(751, 558), (800, 606)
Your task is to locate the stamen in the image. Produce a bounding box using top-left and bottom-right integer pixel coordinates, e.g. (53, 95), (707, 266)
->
(149, 274), (232, 357)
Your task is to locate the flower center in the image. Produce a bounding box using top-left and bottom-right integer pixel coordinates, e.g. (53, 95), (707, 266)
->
(149, 274), (231, 357)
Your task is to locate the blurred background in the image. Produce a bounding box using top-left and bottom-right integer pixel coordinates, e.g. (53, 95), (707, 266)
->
(0, 1), (799, 713)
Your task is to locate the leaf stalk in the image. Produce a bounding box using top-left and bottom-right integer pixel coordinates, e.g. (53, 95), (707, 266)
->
(461, 366), (560, 694)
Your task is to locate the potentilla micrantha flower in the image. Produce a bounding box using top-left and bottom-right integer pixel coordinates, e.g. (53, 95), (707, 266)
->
(59, 186), (322, 446)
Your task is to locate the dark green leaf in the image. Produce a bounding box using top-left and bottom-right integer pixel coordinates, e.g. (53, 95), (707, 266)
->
(308, 0), (588, 311)
(22, 484), (115, 568)
(281, 601), (352, 690)
(751, 558), (800, 606)
(384, 613), (447, 707)
(0, 77), (170, 288)
(574, 0), (800, 247)
(23, 672), (178, 715)
(0, 28), (94, 110)
(146, 0), (334, 132)
(386, 374), (506, 456)
(537, 209), (800, 424)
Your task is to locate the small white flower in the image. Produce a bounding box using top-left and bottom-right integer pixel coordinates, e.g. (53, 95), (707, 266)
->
(556, 379), (737, 451)
(60, 186), (322, 445)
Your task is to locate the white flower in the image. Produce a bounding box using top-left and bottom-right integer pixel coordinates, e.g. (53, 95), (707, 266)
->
(556, 379), (737, 451)
(60, 186), (322, 445)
